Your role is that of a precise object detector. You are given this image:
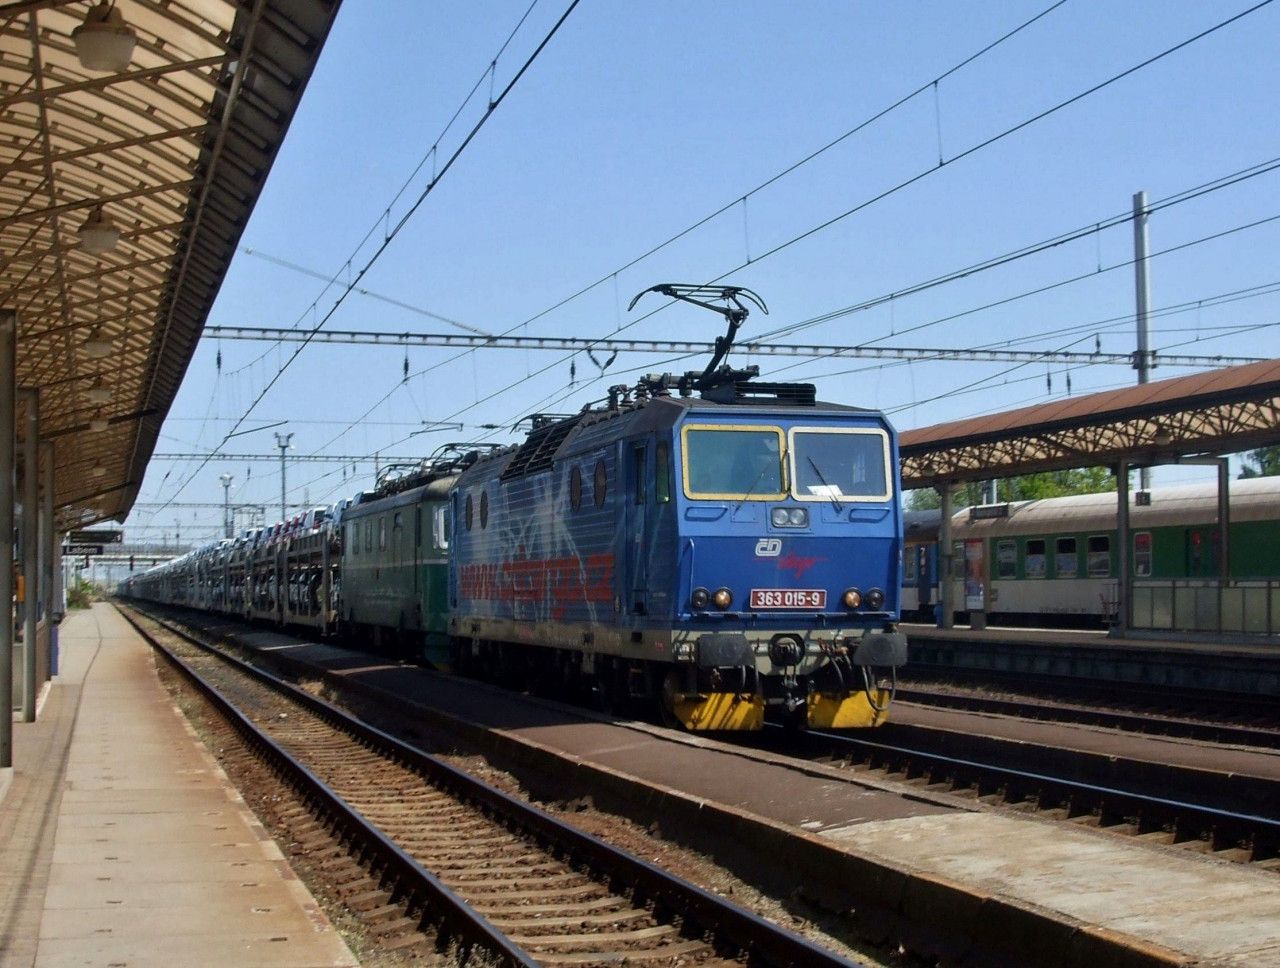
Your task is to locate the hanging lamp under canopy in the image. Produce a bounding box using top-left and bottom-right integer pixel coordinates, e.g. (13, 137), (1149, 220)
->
(72, 2), (138, 73)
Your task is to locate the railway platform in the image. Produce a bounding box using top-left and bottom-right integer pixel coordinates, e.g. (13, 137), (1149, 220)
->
(0, 603), (356, 968)
(904, 622), (1280, 697)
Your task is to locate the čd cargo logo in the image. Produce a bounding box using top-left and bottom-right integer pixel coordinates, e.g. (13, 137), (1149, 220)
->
(755, 538), (782, 557)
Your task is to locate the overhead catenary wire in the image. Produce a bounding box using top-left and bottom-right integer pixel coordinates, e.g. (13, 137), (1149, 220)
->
(226, 0), (542, 377)
(756, 211), (1280, 383)
(289, 1), (1080, 460)
(296, 191), (1280, 497)
(162, 2), (1279, 524)
(145, 0), (583, 517)
(385, 0), (1280, 442)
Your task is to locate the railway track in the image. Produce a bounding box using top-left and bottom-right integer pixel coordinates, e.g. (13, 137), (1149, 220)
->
(899, 664), (1280, 737)
(118, 604), (860, 967)
(771, 724), (1280, 870)
(895, 685), (1280, 749)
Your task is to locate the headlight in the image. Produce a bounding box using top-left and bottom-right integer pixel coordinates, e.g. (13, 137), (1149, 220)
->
(866, 587), (885, 609)
(712, 587), (733, 609)
(771, 506), (810, 528)
(691, 587), (710, 609)
(842, 587), (862, 609)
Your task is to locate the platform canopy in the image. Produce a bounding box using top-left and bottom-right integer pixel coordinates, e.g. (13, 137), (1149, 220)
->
(900, 358), (1280, 490)
(2, 0), (339, 527)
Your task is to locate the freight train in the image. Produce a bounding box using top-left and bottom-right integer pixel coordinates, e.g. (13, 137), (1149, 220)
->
(900, 477), (1280, 626)
(122, 286), (909, 731)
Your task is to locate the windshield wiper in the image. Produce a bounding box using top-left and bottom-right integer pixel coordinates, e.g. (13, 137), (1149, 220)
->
(806, 456), (843, 513)
(733, 449), (782, 514)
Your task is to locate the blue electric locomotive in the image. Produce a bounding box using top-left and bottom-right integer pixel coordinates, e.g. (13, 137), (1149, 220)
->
(449, 286), (907, 729)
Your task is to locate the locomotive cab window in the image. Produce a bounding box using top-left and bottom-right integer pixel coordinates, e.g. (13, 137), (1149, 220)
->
(681, 424), (785, 500)
(655, 441), (672, 504)
(434, 506), (450, 551)
(788, 427), (891, 502)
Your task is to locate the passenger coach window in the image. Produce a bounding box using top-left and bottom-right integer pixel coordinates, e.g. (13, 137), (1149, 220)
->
(996, 540), (1016, 579)
(789, 428), (890, 501)
(682, 426), (784, 499)
(1025, 539), (1047, 579)
(1055, 537), (1078, 578)
(1134, 532), (1153, 577)
(1087, 535), (1111, 577)
(655, 442), (671, 504)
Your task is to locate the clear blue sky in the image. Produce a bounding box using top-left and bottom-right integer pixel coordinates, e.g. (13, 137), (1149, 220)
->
(127, 0), (1280, 544)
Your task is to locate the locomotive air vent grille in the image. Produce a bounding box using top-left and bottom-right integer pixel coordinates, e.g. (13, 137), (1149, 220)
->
(701, 381), (817, 405)
(501, 416), (583, 480)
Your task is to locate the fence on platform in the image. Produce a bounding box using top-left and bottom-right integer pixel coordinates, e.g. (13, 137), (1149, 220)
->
(1131, 579), (1280, 637)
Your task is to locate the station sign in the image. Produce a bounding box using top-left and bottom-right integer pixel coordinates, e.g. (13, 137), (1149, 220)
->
(69, 529), (123, 544)
(63, 543), (104, 556)
(969, 503), (1010, 522)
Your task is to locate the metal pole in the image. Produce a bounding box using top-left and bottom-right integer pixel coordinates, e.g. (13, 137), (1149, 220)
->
(1132, 191), (1153, 493)
(1217, 456), (1230, 581)
(40, 439), (53, 687)
(275, 431), (293, 523)
(220, 473), (233, 538)
(938, 484), (955, 630)
(0, 310), (15, 766)
(21, 388), (37, 722)
(1117, 460), (1131, 635)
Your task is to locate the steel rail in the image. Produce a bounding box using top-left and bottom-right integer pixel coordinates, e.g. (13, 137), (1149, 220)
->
(895, 687), (1280, 750)
(121, 604), (863, 968)
(787, 725), (1280, 860)
(899, 661), (1280, 726)
(117, 605), (540, 967)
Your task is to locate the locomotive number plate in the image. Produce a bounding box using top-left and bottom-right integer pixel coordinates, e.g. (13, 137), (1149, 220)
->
(750, 589), (826, 609)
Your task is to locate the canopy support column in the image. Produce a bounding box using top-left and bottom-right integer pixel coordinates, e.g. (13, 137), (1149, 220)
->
(20, 388), (38, 722)
(41, 440), (58, 681)
(1116, 460), (1131, 635)
(1217, 459), (1230, 580)
(938, 483), (955, 630)
(0, 310), (15, 766)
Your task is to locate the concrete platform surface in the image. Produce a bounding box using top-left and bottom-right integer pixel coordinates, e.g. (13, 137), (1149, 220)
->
(0, 604), (357, 968)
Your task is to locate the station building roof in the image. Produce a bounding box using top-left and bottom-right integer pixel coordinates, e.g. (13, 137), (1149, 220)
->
(900, 358), (1280, 490)
(2, 0), (339, 527)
